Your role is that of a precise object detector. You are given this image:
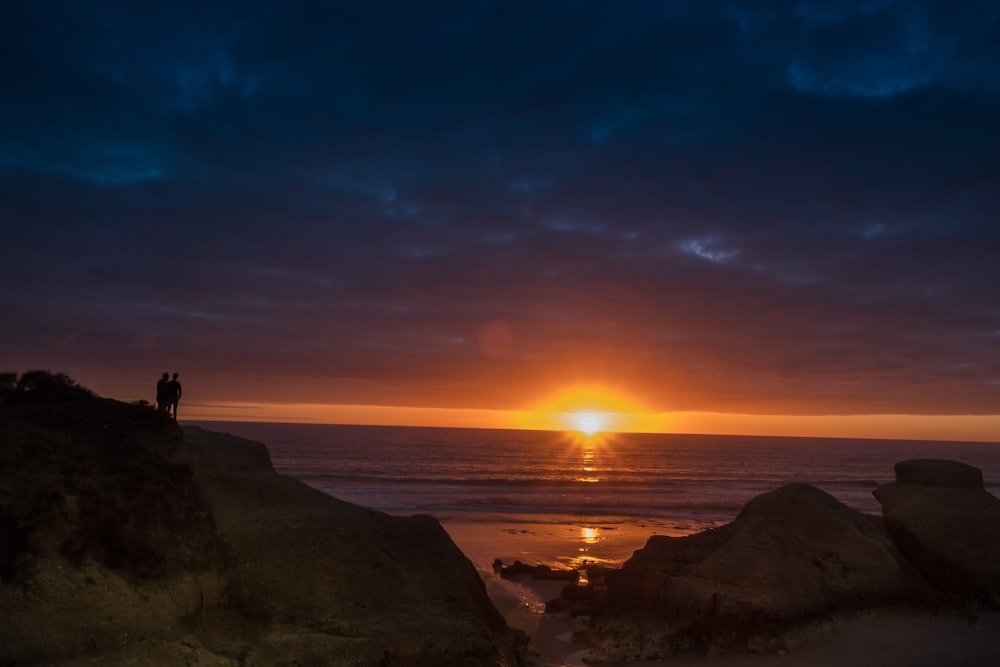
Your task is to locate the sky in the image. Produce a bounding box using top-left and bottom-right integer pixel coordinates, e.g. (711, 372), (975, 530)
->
(3, 1), (999, 440)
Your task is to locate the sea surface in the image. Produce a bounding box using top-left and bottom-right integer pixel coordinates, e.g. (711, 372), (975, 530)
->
(189, 422), (1000, 543)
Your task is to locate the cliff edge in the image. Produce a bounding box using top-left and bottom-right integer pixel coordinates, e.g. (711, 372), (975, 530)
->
(0, 372), (533, 666)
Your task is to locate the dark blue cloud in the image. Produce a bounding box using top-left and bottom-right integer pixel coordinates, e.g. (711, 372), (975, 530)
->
(2, 0), (999, 416)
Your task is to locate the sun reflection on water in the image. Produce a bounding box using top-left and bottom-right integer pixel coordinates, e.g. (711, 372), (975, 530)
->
(575, 443), (600, 482)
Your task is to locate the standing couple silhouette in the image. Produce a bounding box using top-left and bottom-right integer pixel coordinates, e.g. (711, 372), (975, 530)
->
(156, 372), (183, 419)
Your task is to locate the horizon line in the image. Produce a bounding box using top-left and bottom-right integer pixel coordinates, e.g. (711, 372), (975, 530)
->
(181, 418), (1000, 446)
(178, 401), (1000, 444)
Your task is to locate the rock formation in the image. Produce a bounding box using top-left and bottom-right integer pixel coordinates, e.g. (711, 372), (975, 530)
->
(874, 458), (1000, 606)
(552, 460), (1000, 662)
(0, 372), (533, 666)
(494, 559), (580, 581)
(581, 483), (935, 659)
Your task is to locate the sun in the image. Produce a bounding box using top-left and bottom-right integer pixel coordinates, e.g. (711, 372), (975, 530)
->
(574, 412), (604, 436)
(518, 383), (668, 434)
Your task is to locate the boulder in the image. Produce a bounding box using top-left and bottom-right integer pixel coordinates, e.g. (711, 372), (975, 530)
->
(892, 458), (984, 488)
(178, 427), (531, 667)
(874, 459), (1000, 606)
(586, 483), (933, 660)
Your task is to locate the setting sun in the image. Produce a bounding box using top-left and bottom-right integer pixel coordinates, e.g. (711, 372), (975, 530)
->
(517, 384), (669, 434)
(574, 412), (604, 436)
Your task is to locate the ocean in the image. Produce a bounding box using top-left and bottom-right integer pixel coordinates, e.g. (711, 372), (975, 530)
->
(187, 422), (1000, 570)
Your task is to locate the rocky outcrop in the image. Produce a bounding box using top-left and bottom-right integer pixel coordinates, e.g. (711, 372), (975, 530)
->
(874, 459), (1000, 606)
(577, 484), (937, 660)
(557, 460), (1000, 661)
(0, 372), (533, 666)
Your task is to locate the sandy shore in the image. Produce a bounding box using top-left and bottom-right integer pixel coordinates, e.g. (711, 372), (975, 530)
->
(441, 518), (672, 571)
(484, 574), (590, 666)
(440, 519), (619, 665)
(439, 519), (630, 665)
(440, 519), (1000, 667)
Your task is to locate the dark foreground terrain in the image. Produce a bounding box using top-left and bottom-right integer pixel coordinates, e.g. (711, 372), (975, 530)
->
(0, 372), (533, 666)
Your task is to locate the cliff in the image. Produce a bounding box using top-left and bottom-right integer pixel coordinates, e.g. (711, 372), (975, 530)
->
(0, 372), (533, 666)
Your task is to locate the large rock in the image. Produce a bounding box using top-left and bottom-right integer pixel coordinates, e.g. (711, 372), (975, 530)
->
(178, 427), (530, 666)
(587, 483), (933, 660)
(0, 374), (533, 666)
(874, 459), (1000, 606)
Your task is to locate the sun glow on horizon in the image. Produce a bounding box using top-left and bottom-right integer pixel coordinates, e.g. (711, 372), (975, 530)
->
(527, 384), (657, 435)
(178, 399), (1000, 443)
(574, 412), (605, 436)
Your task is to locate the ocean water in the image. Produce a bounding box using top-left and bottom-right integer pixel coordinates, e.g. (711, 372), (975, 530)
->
(190, 422), (1000, 536)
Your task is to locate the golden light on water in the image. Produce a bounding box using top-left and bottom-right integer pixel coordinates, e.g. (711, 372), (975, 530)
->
(574, 438), (602, 481)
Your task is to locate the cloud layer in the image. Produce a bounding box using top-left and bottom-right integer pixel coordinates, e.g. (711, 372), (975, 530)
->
(3, 1), (999, 416)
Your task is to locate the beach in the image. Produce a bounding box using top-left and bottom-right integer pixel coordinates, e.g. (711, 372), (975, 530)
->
(442, 519), (664, 571)
(443, 519), (640, 665)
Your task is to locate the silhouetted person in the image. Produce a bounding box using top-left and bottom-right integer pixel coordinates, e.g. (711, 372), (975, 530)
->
(166, 372), (182, 419)
(155, 372), (170, 412)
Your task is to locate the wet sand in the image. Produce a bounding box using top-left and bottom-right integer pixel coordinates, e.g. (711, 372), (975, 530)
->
(442, 519), (619, 665)
(483, 574), (590, 666)
(441, 518), (674, 571)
